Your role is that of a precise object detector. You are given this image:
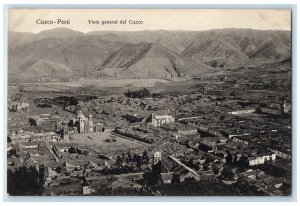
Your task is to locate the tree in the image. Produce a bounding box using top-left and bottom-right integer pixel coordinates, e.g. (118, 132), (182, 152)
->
(195, 162), (200, 171)
(143, 172), (158, 186)
(152, 161), (162, 176)
(116, 155), (122, 166)
(133, 154), (138, 162)
(7, 166), (42, 196)
(212, 165), (220, 174)
(142, 150), (149, 164)
(136, 157), (142, 170)
(127, 152), (132, 162)
(56, 166), (62, 173)
(171, 174), (180, 184)
(124, 88), (151, 99)
(187, 158), (194, 168)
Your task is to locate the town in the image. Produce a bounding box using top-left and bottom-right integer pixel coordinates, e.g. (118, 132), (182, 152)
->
(7, 68), (292, 196)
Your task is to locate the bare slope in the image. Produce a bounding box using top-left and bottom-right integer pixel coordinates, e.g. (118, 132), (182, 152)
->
(16, 59), (77, 82)
(8, 28), (291, 82)
(100, 42), (213, 78)
(9, 36), (125, 75)
(89, 29), (291, 63)
(180, 29), (290, 67)
(247, 39), (291, 59)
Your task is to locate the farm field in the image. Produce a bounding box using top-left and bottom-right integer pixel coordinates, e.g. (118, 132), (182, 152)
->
(17, 78), (173, 91)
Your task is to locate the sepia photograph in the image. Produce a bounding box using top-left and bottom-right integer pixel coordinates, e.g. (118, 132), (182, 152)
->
(6, 8), (292, 196)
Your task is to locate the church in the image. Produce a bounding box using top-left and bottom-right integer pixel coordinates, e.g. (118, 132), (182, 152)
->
(71, 110), (94, 133)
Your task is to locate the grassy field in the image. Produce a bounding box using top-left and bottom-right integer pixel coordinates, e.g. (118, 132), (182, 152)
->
(69, 132), (150, 155)
(18, 78), (173, 92)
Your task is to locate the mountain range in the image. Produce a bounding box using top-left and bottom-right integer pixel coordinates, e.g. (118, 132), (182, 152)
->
(8, 28), (291, 82)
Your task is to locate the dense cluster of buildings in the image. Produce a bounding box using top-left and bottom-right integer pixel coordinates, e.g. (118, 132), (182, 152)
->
(7, 71), (292, 196)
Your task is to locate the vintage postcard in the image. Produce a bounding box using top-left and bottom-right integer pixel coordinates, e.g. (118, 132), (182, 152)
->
(7, 8), (292, 196)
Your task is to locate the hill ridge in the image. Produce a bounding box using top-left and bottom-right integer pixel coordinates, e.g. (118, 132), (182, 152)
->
(100, 42), (212, 78)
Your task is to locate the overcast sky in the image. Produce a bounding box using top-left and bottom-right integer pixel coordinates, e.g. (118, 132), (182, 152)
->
(9, 9), (291, 33)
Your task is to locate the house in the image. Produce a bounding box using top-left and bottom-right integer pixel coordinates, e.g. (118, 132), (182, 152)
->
(9, 131), (60, 144)
(232, 136), (250, 145)
(124, 111), (151, 123)
(264, 178), (284, 189)
(9, 101), (29, 112)
(259, 107), (282, 116)
(239, 169), (267, 180)
(266, 159), (291, 180)
(159, 172), (174, 184)
(259, 99), (290, 116)
(70, 153), (78, 159)
(29, 115), (43, 126)
(86, 161), (99, 169)
(44, 167), (60, 185)
(197, 125), (224, 137)
(94, 123), (104, 132)
(270, 146), (291, 159)
(198, 140), (218, 153)
(221, 76), (234, 82)
(177, 125), (198, 136)
(19, 142), (40, 151)
(103, 125), (115, 133)
(60, 125), (74, 142)
(55, 143), (73, 152)
(55, 120), (63, 132)
(228, 109), (256, 115)
(151, 114), (175, 127)
(63, 161), (76, 172)
(247, 153), (276, 166)
(238, 169), (288, 195)
(162, 155), (200, 182)
(83, 186), (91, 195)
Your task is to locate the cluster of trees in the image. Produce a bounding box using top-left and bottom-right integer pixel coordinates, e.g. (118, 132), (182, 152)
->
(143, 161), (162, 186)
(124, 88), (151, 99)
(184, 158), (201, 171)
(37, 103), (52, 108)
(34, 98), (52, 108)
(35, 96), (80, 108)
(115, 150), (150, 169)
(7, 166), (43, 196)
(53, 96), (79, 107)
(225, 151), (249, 167)
(143, 161), (181, 186)
(77, 95), (97, 102)
(101, 151), (151, 175)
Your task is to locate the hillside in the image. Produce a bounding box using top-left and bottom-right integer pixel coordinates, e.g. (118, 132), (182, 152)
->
(9, 35), (126, 76)
(180, 29), (290, 68)
(8, 28), (291, 82)
(247, 39), (291, 59)
(89, 29), (291, 60)
(16, 59), (77, 82)
(100, 42), (213, 78)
